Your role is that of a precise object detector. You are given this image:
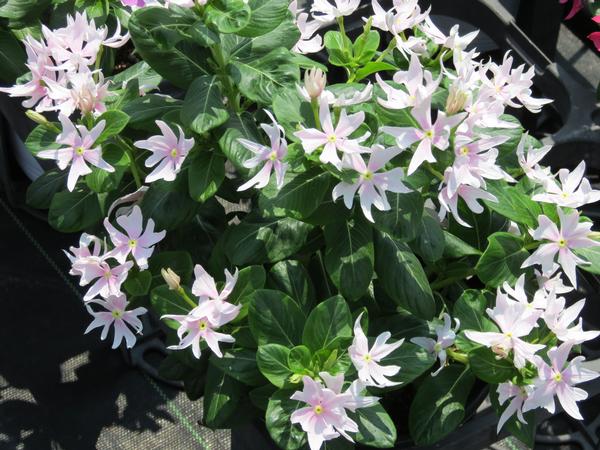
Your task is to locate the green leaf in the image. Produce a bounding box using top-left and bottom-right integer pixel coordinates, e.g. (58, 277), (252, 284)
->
(224, 216), (313, 265)
(123, 270), (152, 297)
(48, 190), (103, 233)
(413, 214), (445, 263)
(266, 389), (306, 450)
(354, 61), (397, 82)
(0, 0), (50, 20)
(140, 178), (198, 231)
(188, 150), (226, 203)
(268, 260), (316, 311)
(259, 168), (331, 219)
(0, 30), (26, 82)
(181, 75), (230, 134)
(350, 403), (397, 448)
(150, 285), (191, 323)
(248, 289), (305, 347)
(122, 94), (182, 131)
(408, 365), (476, 445)
(443, 231), (482, 258)
(372, 191), (424, 242)
(25, 125), (59, 156)
(94, 110), (130, 144)
(475, 232), (528, 288)
(256, 344), (293, 388)
(85, 166), (125, 193)
(229, 48), (300, 105)
(217, 113), (261, 174)
(210, 348), (264, 386)
(288, 345), (312, 373)
(203, 361), (244, 428)
(352, 31), (380, 65)
(574, 246), (600, 274)
(129, 7), (210, 88)
(205, 0), (251, 33)
(228, 265), (267, 304)
(484, 180), (542, 228)
(238, 0), (290, 37)
(383, 342), (436, 385)
(324, 31), (352, 67)
(302, 296), (352, 352)
(453, 290), (497, 333)
(324, 216), (374, 302)
(26, 170), (67, 209)
(375, 231), (436, 320)
(469, 347), (514, 383)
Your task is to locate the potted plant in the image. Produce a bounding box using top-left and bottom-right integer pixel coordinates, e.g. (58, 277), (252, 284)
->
(3, 0), (600, 448)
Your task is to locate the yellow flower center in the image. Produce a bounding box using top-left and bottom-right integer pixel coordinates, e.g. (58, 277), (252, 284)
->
(75, 146), (85, 156)
(425, 130), (434, 139)
(269, 151), (278, 161)
(434, 342), (442, 353)
(363, 170), (373, 181)
(128, 239), (137, 248)
(460, 146), (469, 155)
(199, 320), (208, 331)
(554, 372), (562, 382)
(505, 332), (512, 338)
(170, 148), (178, 158)
(363, 353), (372, 362)
(558, 239), (567, 247)
(314, 405), (324, 415)
(561, 192), (569, 198)
(327, 134), (337, 143)
(104, 270), (112, 279)
(112, 309), (123, 319)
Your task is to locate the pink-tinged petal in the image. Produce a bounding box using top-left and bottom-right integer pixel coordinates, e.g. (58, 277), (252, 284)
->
(588, 32), (600, 51)
(557, 248), (579, 288)
(192, 264), (219, 300)
(371, 336), (403, 360)
(294, 128), (328, 154)
(381, 126), (420, 148)
(88, 120), (106, 144)
(464, 330), (505, 347)
(145, 158), (176, 183)
(155, 120), (177, 146)
(368, 146), (402, 172)
(320, 142), (342, 168)
(237, 161), (273, 191)
(411, 97), (432, 129)
(116, 205), (144, 239)
(319, 98), (334, 135)
(556, 384), (583, 419)
(332, 181), (359, 209)
(335, 110), (365, 138)
(67, 156), (92, 191)
(238, 138), (267, 156)
(407, 138), (435, 175)
(358, 183), (384, 222)
(320, 372), (344, 395)
(410, 337), (436, 353)
(522, 243), (560, 274)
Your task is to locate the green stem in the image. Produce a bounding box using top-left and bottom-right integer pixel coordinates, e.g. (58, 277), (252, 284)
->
(94, 46), (104, 83)
(524, 241), (540, 251)
(430, 269), (476, 290)
(538, 332), (555, 346)
(117, 137), (143, 189)
(376, 36), (397, 62)
(311, 98), (321, 129)
(337, 16), (346, 39)
(178, 287), (198, 309)
(447, 348), (469, 365)
(424, 162), (445, 182)
(211, 45), (239, 113)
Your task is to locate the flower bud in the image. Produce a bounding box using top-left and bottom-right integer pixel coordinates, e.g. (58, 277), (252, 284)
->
(161, 268), (181, 291)
(491, 344), (509, 359)
(445, 84), (468, 115)
(304, 67), (327, 100)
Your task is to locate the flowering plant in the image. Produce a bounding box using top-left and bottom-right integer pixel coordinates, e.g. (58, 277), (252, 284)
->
(4, 0), (600, 448)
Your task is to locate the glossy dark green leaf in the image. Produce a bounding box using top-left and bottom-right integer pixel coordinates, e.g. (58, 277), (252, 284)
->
(188, 150), (226, 203)
(302, 296), (352, 352)
(248, 289), (304, 347)
(469, 347), (515, 383)
(210, 348), (264, 386)
(181, 75), (230, 134)
(266, 389), (306, 450)
(256, 344), (293, 388)
(475, 232), (528, 288)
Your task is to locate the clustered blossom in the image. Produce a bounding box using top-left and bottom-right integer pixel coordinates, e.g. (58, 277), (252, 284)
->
(411, 313), (460, 376)
(0, 12), (128, 116)
(66, 204), (165, 348)
(162, 265), (241, 358)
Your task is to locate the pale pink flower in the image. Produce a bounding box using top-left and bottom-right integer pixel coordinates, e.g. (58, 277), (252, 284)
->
(534, 266), (574, 303)
(496, 381), (532, 433)
(376, 54), (438, 110)
(294, 99), (368, 169)
(438, 168), (497, 227)
(516, 134), (552, 183)
(502, 274), (548, 310)
(134, 120), (195, 183)
(162, 299), (240, 358)
(349, 313), (404, 387)
(290, 373), (377, 450)
(372, 0), (429, 34)
(311, 0), (360, 23)
(64, 233), (104, 278)
(191, 265), (241, 325)
(292, 11), (324, 54)
(43, 68), (112, 117)
(85, 294), (146, 349)
(77, 260), (134, 301)
(332, 146), (411, 222)
(543, 294), (600, 344)
(237, 111), (288, 191)
(521, 208), (600, 287)
(121, 0), (147, 6)
(523, 342), (599, 420)
(37, 114), (114, 191)
(411, 313), (460, 376)
(423, 19), (479, 54)
(302, 68), (327, 100)
(464, 293), (544, 368)
(382, 95), (466, 175)
(103, 205), (166, 269)
(533, 161), (600, 208)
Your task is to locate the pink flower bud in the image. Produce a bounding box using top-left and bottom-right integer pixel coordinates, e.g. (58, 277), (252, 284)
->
(304, 67), (326, 100)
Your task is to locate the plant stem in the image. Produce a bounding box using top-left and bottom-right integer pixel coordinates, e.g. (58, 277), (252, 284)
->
(211, 45), (240, 113)
(430, 268), (476, 290)
(376, 36), (397, 62)
(447, 348), (469, 365)
(424, 162), (444, 182)
(311, 98), (321, 129)
(178, 287), (198, 309)
(539, 332), (555, 346)
(337, 16), (346, 39)
(524, 241), (540, 251)
(117, 136), (143, 189)
(94, 46), (104, 83)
